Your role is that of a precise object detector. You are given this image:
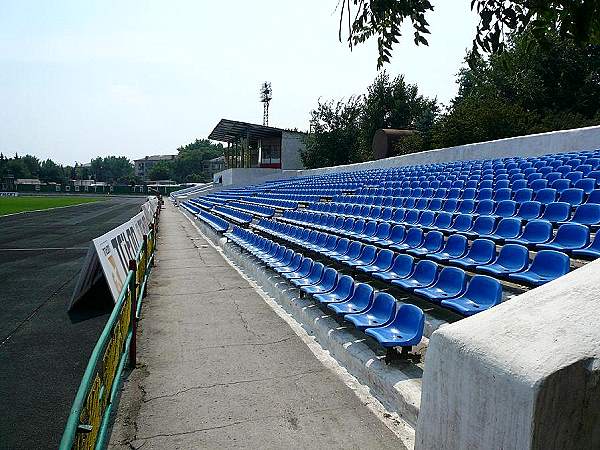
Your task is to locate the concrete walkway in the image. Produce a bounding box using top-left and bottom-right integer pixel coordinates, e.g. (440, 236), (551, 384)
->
(109, 204), (402, 449)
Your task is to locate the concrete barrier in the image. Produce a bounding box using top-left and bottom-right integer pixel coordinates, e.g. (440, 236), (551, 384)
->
(415, 258), (600, 450)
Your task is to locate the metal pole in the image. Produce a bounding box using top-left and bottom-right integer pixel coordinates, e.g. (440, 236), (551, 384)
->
(128, 259), (137, 368)
(143, 235), (148, 298)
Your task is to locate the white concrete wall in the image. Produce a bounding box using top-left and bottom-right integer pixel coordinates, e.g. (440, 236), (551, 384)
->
(212, 167), (299, 187)
(281, 131), (306, 170)
(301, 125), (600, 176)
(415, 258), (600, 450)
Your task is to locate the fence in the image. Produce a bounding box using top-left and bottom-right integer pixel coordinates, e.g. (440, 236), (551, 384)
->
(59, 202), (161, 450)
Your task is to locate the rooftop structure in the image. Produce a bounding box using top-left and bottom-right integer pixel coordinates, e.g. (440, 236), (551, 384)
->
(208, 118), (306, 171)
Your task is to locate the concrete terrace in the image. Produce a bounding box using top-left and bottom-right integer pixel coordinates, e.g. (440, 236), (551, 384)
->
(109, 203), (405, 449)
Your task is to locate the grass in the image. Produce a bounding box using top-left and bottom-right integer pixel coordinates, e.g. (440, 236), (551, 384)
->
(0, 196), (104, 216)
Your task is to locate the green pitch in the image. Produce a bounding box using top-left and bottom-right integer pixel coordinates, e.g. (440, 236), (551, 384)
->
(0, 196), (104, 216)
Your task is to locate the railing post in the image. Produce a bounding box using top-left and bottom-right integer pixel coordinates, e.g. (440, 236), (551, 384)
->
(128, 259), (137, 368)
(143, 234), (149, 297)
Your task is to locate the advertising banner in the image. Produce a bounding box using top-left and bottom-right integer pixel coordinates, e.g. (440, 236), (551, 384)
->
(70, 198), (158, 309)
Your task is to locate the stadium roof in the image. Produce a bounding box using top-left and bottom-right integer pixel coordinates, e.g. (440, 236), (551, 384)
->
(208, 118), (303, 143)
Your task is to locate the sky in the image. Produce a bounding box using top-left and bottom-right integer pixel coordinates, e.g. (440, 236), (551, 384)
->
(0, 1), (478, 164)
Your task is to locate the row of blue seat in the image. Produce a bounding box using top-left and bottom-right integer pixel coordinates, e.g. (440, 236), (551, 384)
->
(181, 202), (230, 233)
(226, 201), (275, 218)
(227, 226), (426, 350)
(255, 219), (572, 289)
(335, 186), (600, 206)
(284, 208), (600, 252)
(212, 205), (253, 225)
(309, 199), (600, 226)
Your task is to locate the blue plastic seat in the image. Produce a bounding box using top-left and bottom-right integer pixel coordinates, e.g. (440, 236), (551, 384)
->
(540, 201), (571, 223)
(441, 275), (503, 316)
(474, 199), (495, 215)
(327, 283), (374, 315)
(407, 231), (445, 256)
(450, 213), (474, 233)
(301, 267), (338, 295)
(428, 234), (468, 262)
(516, 201), (542, 220)
(372, 254), (415, 282)
(313, 275), (355, 304)
(574, 178), (596, 194)
(457, 199), (476, 214)
(283, 257), (313, 280)
(416, 210), (436, 228)
(365, 304), (425, 348)
(513, 188), (533, 203)
(561, 203), (600, 229)
(392, 259), (438, 290)
(331, 241), (362, 262)
(486, 217), (522, 242)
(357, 249), (395, 274)
(291, 262), (325, 287)
(428, 212), (453, 231)
(322, 238), (350, 256)
(390, 227), (424, 251)
(536, 223), (589, 253)
(378, 225), (406, 247)
(551, 178), (571, 193)
(462, 215), (497, 239)
(452, 239), (496, 269)
(505, 219), (553, 247)
(347, 219), (366, 237)
(346, 244), (378, 268)
(493, 188), (512, 202)
(509, 250), (570, 286)
(358, 221), (379, 240)
(535, 188), (557, 205)
(572, 233), (600, 259)
(344, 292), (397, 331)
(558, 188), (585, 207)
(368, 222), (392, 244)
(588, 189), (600, 204)
(477, 244), (529, 276)
(275, 254), (303, 274)
(414, 267), (467, 303)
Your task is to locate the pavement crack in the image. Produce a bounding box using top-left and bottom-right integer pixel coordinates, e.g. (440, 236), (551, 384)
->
(195, 336), (294, 350)
(142, 368), (326, 404)
(231, 295), (261, 338)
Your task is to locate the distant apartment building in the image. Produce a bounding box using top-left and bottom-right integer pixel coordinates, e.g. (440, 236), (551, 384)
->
(134, 155), (177, 180)
(202, 156), (225, 177)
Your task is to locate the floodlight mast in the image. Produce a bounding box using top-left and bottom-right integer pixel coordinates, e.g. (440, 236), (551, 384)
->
(260, 82), (272, 126)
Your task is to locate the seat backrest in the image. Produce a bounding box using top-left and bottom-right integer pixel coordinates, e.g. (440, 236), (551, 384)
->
(475, 199), (495, 215)
(389, 225), (406, 243)
(494, 217), (522, 236)
(531, 250), (570, 277)
(452, 213), (473, 231)
(391, 254), (414, 276)
(571, 203), (600, 225)
(405, 227), (424, 246)
(334, 275), (355, 297)
(541, 201), (571, 222)
(405, 209), (420, 223)
(349, 283), (374, 308)
(297, 258), (313, 276)
(375, 249), (395, 268)
(418, 211), (435, 226)
(559, 188), (585, 206)
(495, 199), (517, 216)
(522, 219), (553, 241)
(493, 188), (512, 201)
(496, 244), (529, 269)
(436, 267), (467, 292)
(477, 188), (494, 200)
(319, 268), (338, 289)
(535, 188), (558, 204)
(413, 260), (438, 283)
(362, 220), (378, 237)
(394, 304), (425, 335)
(368, 292), (397, 320)
(346, 241), (363, 259)
(307, 262), (325, 283)
(553, 223), (589, 246)
(514, 188), (533, 203)
(466, 275), (503, 307)
(358, 245), (377, 263)
(458, 199), (476, 213)
(444, 234), (468, 255)
(351, 219), (366, 234)
(468, 239), (496, 261)
(473, 215), (497, 234)
(424, 231), (444, 250)
(551, 178), (572, 193)
(588, 189), (600, 205)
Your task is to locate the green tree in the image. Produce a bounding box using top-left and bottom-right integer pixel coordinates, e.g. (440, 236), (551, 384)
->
(171, 138), (223, 183)
(432, 31), (600, 148)
(39, 159), (63, 183)
(358, 72), (437, 159)
(148, 161), (173, 181)
(337, 1), (600, 69)
(302, 97), (363, 169)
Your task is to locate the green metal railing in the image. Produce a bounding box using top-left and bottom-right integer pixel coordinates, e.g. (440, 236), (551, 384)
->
(59, 203), (161, 450)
